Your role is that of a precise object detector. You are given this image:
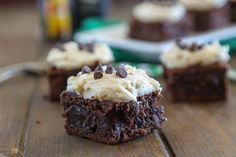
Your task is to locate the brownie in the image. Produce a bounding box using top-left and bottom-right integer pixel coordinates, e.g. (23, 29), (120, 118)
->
(61, 91), (165, 144)
(129, 14), (192, 42)
(188, 5), (230, 31)
(229, 1), (236, 22)
(163, 63), (229, 102)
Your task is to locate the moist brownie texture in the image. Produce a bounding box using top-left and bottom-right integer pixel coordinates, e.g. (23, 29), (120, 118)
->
(61, 64), (166, 144)
(163, 63), (229, 102)
(161, 40), (230, 102)
(180, 0), (229, 31)
(47, 41), (114, 101)
(129, 15), (192, 42)
(188, 5), (229, 31)
(129, 1), (190, 41)
(61, 91), (165, 144)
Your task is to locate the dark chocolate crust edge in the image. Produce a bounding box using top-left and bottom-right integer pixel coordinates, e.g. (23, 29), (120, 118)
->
(61, 91), (166, 144)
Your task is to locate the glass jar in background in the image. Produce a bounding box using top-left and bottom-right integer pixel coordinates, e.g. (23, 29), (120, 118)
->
(38, 0), (72, 41)
(38, 0), (110, 41)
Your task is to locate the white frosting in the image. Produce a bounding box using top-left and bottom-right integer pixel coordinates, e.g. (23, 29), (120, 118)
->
(47, 41), (114, 70)
(66, 65), (162, 102)
(180, 0), (227, 11)
(132, 1), (186, 23)
(161, 41), (230, 69)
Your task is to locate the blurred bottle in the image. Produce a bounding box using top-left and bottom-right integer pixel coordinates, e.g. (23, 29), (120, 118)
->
(38, 0), (110, 41)
(38, 0), (72, 41)
(70, 0), (111, 33)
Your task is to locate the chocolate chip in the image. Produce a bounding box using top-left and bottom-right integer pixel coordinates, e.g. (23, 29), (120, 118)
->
(116, 65), (127, 78)
(95, 64), (104, 72)
(82, 65), (91, 74)
(86, 42), (95, 53)
(78, 43), (84, 50)
(105, 66), (115, 74)
(94, 71), (103, 79)
(55, 43), (65, 51)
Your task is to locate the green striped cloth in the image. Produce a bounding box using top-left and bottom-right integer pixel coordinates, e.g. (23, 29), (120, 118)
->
(77, 18), (236, 78)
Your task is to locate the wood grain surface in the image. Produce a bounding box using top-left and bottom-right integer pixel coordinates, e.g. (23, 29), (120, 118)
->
(1, 4), (236, 157)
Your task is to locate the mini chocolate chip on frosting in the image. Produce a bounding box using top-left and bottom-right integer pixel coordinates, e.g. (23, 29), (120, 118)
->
(176, 39), (204, 52)
(82, 66), (91, 74)
(95, 64), (104, 72)
(105, 66), (115, 74)
(161, 40), (230, 69)
(94, 71), (103, 79)
(66, 65), (162, 102)
(47, 41), (114, 70)
(116, 64), (128, 78)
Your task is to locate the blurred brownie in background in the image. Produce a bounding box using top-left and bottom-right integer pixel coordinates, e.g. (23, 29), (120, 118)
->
(161, 40), (230, 102)
(180, 0), (229, 31)
(129, 0), (192, 42)
(229, 0), (236, 22)
(47, 41), (114, 101)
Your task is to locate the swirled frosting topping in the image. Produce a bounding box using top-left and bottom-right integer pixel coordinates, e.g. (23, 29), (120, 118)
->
(161, 40), (230, 69)
(47, 41), (114, 70)
(132, 1), (186, 23)
(66, 65), (162, 102)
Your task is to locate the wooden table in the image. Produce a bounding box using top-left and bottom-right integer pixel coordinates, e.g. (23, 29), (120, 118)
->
(0, 5), (236, 157)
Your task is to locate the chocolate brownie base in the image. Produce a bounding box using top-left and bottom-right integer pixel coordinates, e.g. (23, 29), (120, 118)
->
(48, 64), (98, 101)
(61, 91), (165, 144)
(188, 5), (229, 31)
(163, 63), (229, 102)
(229, 1), (236, 22)
(129, 15), (192, 42)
